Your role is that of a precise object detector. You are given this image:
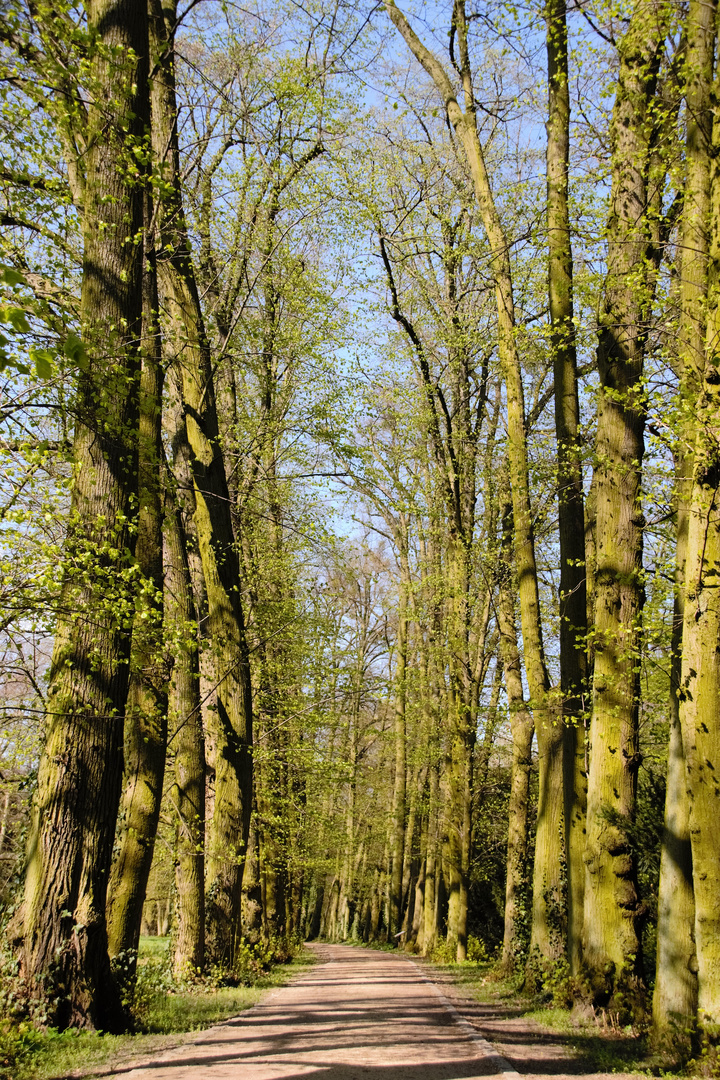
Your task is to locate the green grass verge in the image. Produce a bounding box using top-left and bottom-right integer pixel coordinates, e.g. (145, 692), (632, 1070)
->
(423, 959), (674, 1077)
(2, 940), (316, 1080)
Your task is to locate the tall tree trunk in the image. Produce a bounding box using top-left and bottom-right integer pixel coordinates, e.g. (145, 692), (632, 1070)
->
(498, 493), (535, 972)
(338, 717), (358, 941)
(653, 700), (697, 1040)
(545, 0), (588, 976)
(652, 0), (715, 1042)
(389, 560), (408, 940)
(530, 721), (565, 966)
(164, 488), (205, 977)
(18, 0), (148, 1031)
(678, 10), (720, 1021)
(400, 796), (419, 938)
(445, 713), (473, 961)
(107, 227), (167, 972)
(257, 732), (288, 942)
(401, 762), (425, 938)
(422, 762), (440, 956)
(679, 350), (720, 1031)
(583, 0), (668, 1011)
(241, 812), (263, 946)
(149, 0), (253, 966)
(445, 537), (478, 964)
(411, 847), (427, 949)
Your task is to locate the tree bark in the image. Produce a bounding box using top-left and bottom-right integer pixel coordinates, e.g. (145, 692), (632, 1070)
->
(389, 561), (408, 939)
(652, 0), (715, 1042)
(19, 0), (148, 1030)
(422, 762), (440, 956)
(545, 0), (588, 975)
(583, 0), (668, 1011)
(498, 492), (535, 972)
(149, 0), (253, 966)
(241, 812), (263, 946)
(164, 485), (206, 977)
(107, 224), (168, 973)
(679, 362), (720, 1030)
(678, 10), (720, 1019)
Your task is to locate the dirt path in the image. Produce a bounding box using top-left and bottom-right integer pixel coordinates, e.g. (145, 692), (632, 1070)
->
(117, 945), (640, 1080)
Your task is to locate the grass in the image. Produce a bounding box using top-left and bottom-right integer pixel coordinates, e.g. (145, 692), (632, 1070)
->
(137, 935), (169, 958)
(424, 958), (669, 1077)
(3, 939), (316, 1080)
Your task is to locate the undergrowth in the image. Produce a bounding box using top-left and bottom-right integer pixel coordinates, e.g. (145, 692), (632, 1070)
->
(0, 936), (314, 1080)
(431, 954), (716, 1079)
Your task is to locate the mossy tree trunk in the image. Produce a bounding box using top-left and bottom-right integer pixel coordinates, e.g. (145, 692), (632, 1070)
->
(388, 541), (409, 940)
(400, 763), (424, 938)
(107, 222), (168, 973)
(678, 19), (720, 1022)
(149, 0), (253, 966)
(498, 489), (535, 972)
(19, 0), (148, 1030)
(545, 0), (588, 976)
(164, 486), (206, 977)
(583, 0), (669, 1011)
(422, 761), (440, 956)
(164, 366), (208, 970)
(679, 357), (720, 1031)
(653, 0), (715, 1043)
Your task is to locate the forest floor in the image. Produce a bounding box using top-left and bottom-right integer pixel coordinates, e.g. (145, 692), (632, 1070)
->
(10, 942), (695, 1080)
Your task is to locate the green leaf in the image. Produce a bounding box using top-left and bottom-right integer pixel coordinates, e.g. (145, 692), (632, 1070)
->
(0, 266), (26, 287)
(63, 332), (88, 370)
(31, 347), (54, 380)
(0, 306), (31, 333)
(0, 349), (30, 376)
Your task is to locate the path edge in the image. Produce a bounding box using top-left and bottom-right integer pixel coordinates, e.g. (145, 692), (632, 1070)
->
(407, 958), (521, 1079)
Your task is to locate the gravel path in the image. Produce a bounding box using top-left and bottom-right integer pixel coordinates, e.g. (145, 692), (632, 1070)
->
(117, 945), (643, 1080)
(119, 944), (521, 1080)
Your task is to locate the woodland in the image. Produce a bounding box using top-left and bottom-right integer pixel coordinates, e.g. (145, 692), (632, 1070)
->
(0, 0), (719, 1066)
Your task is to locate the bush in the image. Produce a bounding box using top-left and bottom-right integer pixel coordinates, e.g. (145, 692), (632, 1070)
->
(0, 1021), (44, 1080)
(686, 1025), (720, 1078)
(524, 950), (576, 1008)
(429, 939), (457, 965)
(466, 936), (488, 963)
(429, 935), (487, 966)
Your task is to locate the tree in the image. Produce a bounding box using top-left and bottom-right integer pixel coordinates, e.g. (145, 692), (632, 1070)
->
(150, 0), (254, 966)
(582, 0), (673, 1010)
(382, 0), (560, 964)
(545, 0), (588, 975)
(106, 182), (167, 975)
(676, 4), (720, 1023)
(652, 0), (716, 1043)
(164, 478), (206, 976)
(14, 0), (150, 1029)
(497, 481), (534, 972)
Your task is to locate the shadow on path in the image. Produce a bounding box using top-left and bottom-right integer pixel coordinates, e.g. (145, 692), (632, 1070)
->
(115, 945), (642, 1080)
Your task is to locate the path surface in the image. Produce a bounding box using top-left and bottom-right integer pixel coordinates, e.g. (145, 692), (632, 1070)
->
(119, 945), (640, 1080)
(121, 944), (520, 1080)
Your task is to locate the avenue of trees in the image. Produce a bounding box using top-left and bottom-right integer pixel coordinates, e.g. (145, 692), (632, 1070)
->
(1, 0), (719, 1059)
